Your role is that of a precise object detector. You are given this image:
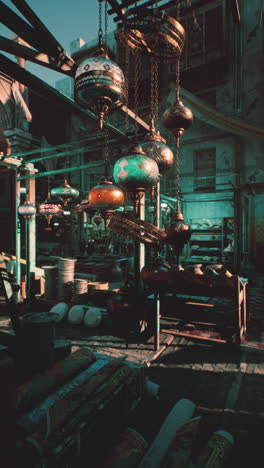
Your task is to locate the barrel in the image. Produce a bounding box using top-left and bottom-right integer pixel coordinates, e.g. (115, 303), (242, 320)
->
(19, 312), (57, 375)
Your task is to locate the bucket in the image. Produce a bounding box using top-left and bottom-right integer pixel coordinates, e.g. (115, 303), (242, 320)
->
(42, 265), (57, 300)
(100, 426), (148, 468)
(19, 312), (57, 374)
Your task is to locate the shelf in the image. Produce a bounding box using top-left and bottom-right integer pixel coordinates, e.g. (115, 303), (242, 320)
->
(191, 237), (222, 241)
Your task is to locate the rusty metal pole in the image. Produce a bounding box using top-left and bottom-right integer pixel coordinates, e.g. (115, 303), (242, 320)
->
(25, 163), (36, 305)
(14, 171), (21, 303)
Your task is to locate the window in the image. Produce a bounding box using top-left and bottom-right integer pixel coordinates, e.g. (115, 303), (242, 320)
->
(194, 148), (216, 192)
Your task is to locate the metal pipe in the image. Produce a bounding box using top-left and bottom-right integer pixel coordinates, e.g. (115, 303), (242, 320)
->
(14, 171), (21, 303)
(17, 161), (104, 180)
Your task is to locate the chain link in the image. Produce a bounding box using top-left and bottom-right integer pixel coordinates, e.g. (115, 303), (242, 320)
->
(124, 31), (130, 133)
(150, 55), (155, 126)
(154, 56), (159, 128)
(104, 117), (109, 177)
(133, 48), (140, 137)
(98, 0), (103, 42)
(175, 0), (181, 201)
(175, 135), (180, 203)
(104, 0), (108, 47)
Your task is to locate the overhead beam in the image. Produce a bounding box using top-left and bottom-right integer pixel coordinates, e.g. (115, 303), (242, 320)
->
(17, 161), (105, 181)
(10, 0), (75, 70)
(0, 53), (130, 142)
(0, 36), (75, 76)
(0, 1), (46, 53)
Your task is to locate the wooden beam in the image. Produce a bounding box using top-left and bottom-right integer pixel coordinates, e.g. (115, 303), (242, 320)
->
(0, 36), (75, 76)
(0, 53), (129, 143)
(0, 1), (46, 53)
(10, 0), (75, 69)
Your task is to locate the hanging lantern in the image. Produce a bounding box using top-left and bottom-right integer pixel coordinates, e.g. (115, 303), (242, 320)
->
(118, 13), (185, 62)
(163, 99), (193, 137)
(88, 177), (125, 211)
(50, 179), (79, 206)
(113, 144), (159, 192)
(74, 46), (127, 129)
(165, 205), (191, 258)
(141, 128), (174, 176)
(88, 177), (125, 228)
(38, 201), (63, 226)
(18, 200), (36, 219)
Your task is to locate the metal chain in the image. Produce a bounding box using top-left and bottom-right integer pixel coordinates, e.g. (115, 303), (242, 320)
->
(104, 117), (109, 177)
(124, 31), (130, 133)
(154, 56), (159, 128)
(134, 48), (140, 137)
(98, 0), (103, 43)
(175, 0), (181, 203)
(175, 134), (181, 203)
(150, 55), (155, 127)
(104, 0), (108, 47)
(175, 0), (180, 102)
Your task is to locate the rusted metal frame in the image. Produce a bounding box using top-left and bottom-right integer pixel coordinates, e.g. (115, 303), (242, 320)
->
(0, 36), (75, 77)
(0, 1), (47, 54)
(116, 0), (165, 20)
(0, 53), (130, 142)
(10, 0), (75, 69)
(106, 0), (127, 21)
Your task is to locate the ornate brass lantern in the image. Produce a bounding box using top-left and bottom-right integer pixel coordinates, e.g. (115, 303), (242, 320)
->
(74, 44), (127, 129)
(38, 201), (63, 226)
(141, 126), (174, 176)
(18, 200), (36, 219)
(88, 177), (125, 228)
(163, 99), (193, 137)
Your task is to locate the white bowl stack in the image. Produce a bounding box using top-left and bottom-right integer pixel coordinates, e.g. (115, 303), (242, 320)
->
(73, 279), (88, 303)
(57, 258), (76, 301)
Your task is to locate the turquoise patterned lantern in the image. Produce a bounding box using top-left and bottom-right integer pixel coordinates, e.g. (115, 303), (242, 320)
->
(50, 179), (79, 206)
(113, 144), (159, 191)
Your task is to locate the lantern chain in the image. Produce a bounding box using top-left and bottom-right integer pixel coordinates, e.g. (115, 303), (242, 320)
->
(175, 135), (181, 206)
(124, 31), (130, 134)
(154, 56), (159, 129)
(150, 55), (155, 128)
(104, 0), (108, 47)
(104, 117), (109, 177)
(175, 0), (181, 205)
(175, 0), (180, 102)
(133, 48), (140, 138)
(98, 0), (103, 44)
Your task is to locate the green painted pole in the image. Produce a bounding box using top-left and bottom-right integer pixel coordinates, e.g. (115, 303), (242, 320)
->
(17, 161), (104, 180)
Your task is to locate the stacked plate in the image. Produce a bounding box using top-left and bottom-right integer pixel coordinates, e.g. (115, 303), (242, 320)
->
(57, 258), (76, 301)
(73, 279), (88, 303)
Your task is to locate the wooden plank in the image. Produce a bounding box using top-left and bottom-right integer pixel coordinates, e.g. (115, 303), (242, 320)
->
(161, 329), (227, 344)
